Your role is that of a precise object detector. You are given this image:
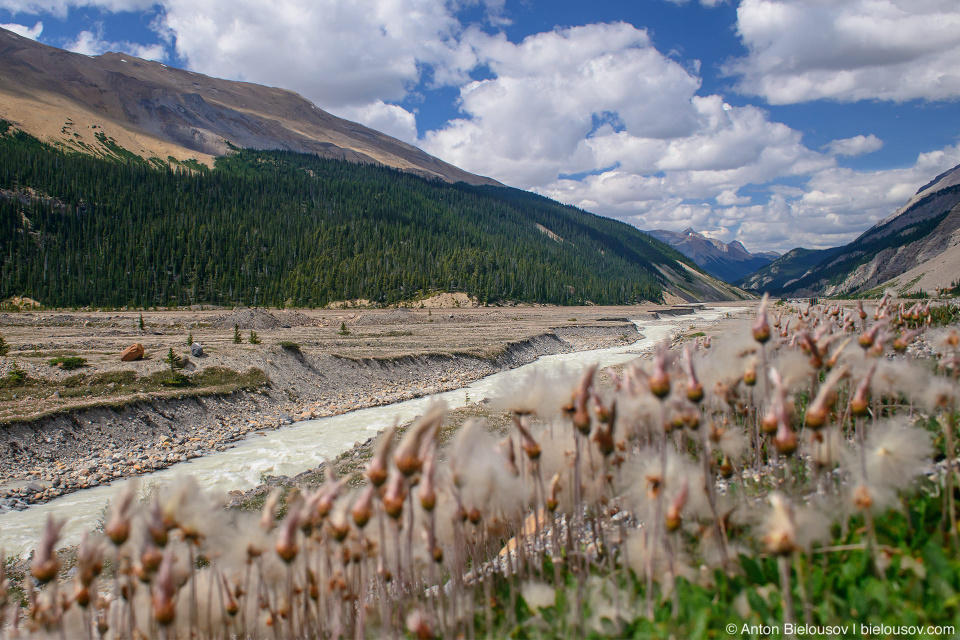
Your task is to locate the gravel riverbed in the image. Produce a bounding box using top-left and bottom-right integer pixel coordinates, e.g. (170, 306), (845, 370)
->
(0, 316), (646, 511)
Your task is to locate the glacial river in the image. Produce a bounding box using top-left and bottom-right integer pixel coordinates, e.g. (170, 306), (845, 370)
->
(0, 305), (745, 557)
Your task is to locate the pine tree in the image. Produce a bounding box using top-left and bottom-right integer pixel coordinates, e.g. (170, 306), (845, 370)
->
(233, 324), (242, 344)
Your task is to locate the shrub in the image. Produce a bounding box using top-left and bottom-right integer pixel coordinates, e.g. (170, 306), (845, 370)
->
(48, 356), (88, 371)
(1, 361), (28, 387)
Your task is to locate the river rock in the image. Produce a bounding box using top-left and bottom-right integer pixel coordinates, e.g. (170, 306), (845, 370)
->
(191, 343), (203, 357)
(121, 343), (145, 361)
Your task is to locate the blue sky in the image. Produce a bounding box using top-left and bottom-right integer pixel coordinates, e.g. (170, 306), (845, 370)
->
(2, 0), (960, 253)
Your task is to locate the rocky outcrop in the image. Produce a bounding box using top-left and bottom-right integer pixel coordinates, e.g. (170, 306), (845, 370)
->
(120, 343), (145, 361)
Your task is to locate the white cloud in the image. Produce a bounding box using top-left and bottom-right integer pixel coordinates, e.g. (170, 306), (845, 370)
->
(7, 0), (474, 139)
(544, 141), (960, 253)
(66, 24), (166, 61)
(661, 0), (727, 6)
(158, 0), (471, 110)
(716, 189), (751, 206)
(0, 19), (41, 38)
(729, 0), (960, 104)
(420, 23), (851, 251)
(0, 0), (154, 19)
(334, 101), (419, 145)
(824, 134), (883, 157)
(422, 23), (704, 187)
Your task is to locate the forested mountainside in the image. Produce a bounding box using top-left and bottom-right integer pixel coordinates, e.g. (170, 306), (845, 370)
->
(0, 121), (719, 308)
(736, 247), (842, 295)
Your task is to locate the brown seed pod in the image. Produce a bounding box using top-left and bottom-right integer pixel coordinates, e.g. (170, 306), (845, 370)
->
(31, 515), (63, 584)
(752, 294), (772, 344)
(719, 455), (734, 479)
(383, 470), (407, 520)
(352, 485), (375, 529)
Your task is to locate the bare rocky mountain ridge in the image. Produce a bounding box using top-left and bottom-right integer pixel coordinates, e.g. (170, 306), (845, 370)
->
(0, 27), (498, 185)
(647, 227), (779, 283)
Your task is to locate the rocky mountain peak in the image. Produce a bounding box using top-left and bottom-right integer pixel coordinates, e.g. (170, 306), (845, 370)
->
(646, 228), (778, 283)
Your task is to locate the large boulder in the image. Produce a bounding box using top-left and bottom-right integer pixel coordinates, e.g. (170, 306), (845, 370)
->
(191, 342), (203, 357)
(120, 343), (145, 361)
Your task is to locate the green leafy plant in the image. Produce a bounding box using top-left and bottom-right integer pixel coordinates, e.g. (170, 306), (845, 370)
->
(48, 356), (88, 371)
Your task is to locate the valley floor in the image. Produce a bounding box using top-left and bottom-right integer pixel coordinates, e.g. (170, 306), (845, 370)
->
(0, 303), (732, 510)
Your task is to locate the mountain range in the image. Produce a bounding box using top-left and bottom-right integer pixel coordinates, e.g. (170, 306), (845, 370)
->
(0, 27), (747, 307)
(738, 163), (960, 297)
(646, 228), (779, 283)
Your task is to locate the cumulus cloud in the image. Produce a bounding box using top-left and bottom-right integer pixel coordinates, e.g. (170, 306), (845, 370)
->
(662, 0), (726, 6)
(735, 145), (960, 249)
(546, 141), (960, 252)
(420, 22), (877, 252)
(422, 23), (704, 187)
(157, 0), (472, 111)
(716, 189), (751, 206)
(728, 0), (960, 104)
(0, 0), (154, 19)
(66, 24), (166, 60)
(824, 134), (883, 157)
(335, 101), (420, 145)
(0, 19), (41, 38)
